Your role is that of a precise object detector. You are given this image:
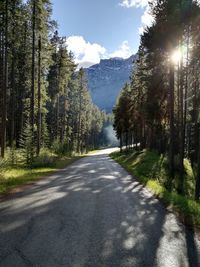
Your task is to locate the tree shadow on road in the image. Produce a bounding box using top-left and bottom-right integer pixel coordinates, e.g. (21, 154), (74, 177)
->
(0, 154), (199, 266)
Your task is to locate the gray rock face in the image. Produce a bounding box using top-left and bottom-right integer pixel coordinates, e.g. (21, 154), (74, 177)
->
(85, 55), (136, 112)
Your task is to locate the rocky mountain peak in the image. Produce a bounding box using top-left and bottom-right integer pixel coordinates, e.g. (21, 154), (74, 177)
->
(85, 54), (136, 112)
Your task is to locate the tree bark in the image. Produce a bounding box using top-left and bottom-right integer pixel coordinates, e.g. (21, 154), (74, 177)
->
(195, 126), (200, 201)
(1, 0), (8, 158)
(179, 49), (184, 194)
(37, 36), (41, 156)
(31, 0), (36, 160)
(169, 62), (175, 181)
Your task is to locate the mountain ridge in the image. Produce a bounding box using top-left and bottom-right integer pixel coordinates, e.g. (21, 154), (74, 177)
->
(85, 54), (136, 112)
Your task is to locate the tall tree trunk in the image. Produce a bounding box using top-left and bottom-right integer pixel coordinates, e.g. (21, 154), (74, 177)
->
(120, 132), (122, 152)
(10, 51), (15, 149)
(179, 49), (184, 194)
(0, 11), (4, 155)
(77, 78), (83, 154)
(1, 0), (8, 158)
(37, 36), (41, 156)
(125, 131), (128, 150)
(10, 0), (17, 149)
(56, 94), (59, 141)
(16, 21), (27, 147)
(169, 62), (175, 182)
(195, 126), (200, 201)
(31, 0), (36, 160)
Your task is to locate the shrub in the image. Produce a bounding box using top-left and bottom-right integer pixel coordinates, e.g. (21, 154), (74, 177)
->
(32, 149), (57, 168)
(52, 140), (72, 156)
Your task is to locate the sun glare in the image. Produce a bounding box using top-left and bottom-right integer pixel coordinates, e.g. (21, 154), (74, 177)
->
(171, 49), (182, 64)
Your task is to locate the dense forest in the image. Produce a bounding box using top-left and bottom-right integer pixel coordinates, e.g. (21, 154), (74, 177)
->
(114, 0), (200, 200)
(0, 0), (112, 165)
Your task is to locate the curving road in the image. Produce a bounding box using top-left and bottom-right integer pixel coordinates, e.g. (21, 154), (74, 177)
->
(0, 148), (200, 267)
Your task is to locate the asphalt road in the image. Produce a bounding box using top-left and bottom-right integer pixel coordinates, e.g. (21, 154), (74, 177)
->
(0, 148), (200, 267)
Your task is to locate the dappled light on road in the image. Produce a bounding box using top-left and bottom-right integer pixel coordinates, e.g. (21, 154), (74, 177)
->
(0, 148), (200, 266)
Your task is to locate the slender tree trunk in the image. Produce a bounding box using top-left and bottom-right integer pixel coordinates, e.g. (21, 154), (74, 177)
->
(120, 132), (122, 152)
(10, 52), (15, 149)
(135, 128), (138, 149)
(179, 50), (184, 194)
(56, 94), (59, 141)
(77, 119), (80, 153)
(125, 131), (128, 150)
(37, 36), (41, 156)
(61, 96), (67, 145)
(195, 127), (200, 201)
(0, 11), (4, 155)
(183, 29), (190, 155)
(31, 0), (36, 160)
(16, 21), (27, 147)
(77, 79), (83, 153)
(1, 0), (8, 158)
(169, 63), (175, 181)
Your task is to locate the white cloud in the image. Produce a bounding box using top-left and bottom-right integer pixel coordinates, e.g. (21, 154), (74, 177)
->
(109, 41), (132, 59)
(138, 26), (145, 35)
(141, 8), (154, 26)
(139, 7), (154, 34)
(119, 0), (148, 8)
(66, 36), (106, 68)
(119, 0), (154, 35)
(66, 37), (133, 68)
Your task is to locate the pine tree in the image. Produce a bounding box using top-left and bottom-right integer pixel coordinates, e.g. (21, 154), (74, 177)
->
(20, 121), (34, 165)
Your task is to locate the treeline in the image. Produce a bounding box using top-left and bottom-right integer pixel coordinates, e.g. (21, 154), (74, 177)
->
(113, 0), (200, 199)
(0, 0), (110, 163)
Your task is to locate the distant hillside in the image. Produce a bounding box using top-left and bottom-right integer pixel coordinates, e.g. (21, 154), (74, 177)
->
(85, 55), (136, 112)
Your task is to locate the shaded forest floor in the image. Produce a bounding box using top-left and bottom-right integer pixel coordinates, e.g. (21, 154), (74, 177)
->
(111, 149), (200, 231)
(0, 152), (83, 195)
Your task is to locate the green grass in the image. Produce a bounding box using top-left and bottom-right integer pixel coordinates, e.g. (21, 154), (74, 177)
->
(0, 154), (82, 194)
(111, 149), (200, 229)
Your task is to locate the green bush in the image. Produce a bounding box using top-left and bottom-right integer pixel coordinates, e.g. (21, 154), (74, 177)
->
(52, 140), (73, 156)
(32, 149), (57, 168)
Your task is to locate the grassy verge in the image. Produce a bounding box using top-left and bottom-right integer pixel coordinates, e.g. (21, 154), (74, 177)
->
(0, 154), (82, 194)
(110, 149), (200, 229)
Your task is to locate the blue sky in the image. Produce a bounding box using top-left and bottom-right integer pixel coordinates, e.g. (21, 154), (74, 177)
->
(51, 0), (152, 67)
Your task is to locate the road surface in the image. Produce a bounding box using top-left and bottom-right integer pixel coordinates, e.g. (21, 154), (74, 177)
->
(0, 148), (200, 267)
